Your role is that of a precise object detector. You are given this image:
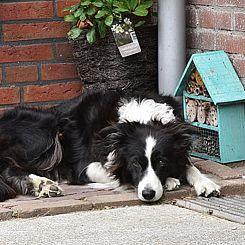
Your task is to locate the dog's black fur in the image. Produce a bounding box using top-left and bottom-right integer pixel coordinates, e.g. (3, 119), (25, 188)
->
(0, 89), (209, 202)
(0, 90), (123, 201)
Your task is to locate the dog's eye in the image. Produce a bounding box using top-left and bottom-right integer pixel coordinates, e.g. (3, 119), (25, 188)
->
(159, 160), (167, 167)
(132, 161), (141, 169)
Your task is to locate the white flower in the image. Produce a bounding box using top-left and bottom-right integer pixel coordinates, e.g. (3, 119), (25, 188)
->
(115, 25), (124, 34)
(111, 24), (118, 32)
(124, 17), (132, 25)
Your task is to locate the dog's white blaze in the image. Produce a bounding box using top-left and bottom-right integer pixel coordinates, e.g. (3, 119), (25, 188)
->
(86, 162), (114, 183)
(138, 136), (163, 202)
(186, 165), (220, 197)
(118, 99), (175, 124)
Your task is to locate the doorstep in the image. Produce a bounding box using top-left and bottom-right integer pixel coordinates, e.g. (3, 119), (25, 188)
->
(0, 158), (244, 221)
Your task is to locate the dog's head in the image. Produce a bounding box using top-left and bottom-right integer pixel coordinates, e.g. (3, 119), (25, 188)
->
(100, 121), (195, 202)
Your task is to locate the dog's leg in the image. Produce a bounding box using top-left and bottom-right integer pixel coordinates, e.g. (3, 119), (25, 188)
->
(86, 162), (120, 189)
(186, 165), (220, 197)
(2, 168), (63, 198)
(28, 174), (63, 198)
(165, 177), (180, 191)
(2, 168), (33, 195)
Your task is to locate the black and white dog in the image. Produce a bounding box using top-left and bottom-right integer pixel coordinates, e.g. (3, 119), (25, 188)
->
(0, 90), (220, 202)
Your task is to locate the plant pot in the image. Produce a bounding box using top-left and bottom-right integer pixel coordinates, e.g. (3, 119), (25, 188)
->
(73, 25), (158, 95)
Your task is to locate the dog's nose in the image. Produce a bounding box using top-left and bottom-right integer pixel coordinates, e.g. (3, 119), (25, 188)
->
(142, 189), (156, 200)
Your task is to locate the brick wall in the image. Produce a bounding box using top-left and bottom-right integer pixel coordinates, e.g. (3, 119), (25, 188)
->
(186, 0), (245, 85)
(0, 0), (82, 110)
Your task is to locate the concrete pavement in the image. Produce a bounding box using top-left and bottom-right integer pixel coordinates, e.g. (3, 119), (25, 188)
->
(0, 204), (244, 245)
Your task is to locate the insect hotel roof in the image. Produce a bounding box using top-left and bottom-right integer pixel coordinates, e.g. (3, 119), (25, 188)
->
(174, 50), (245, 105)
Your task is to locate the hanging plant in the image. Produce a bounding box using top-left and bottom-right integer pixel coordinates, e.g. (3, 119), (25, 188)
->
(63, 0), (153, 44)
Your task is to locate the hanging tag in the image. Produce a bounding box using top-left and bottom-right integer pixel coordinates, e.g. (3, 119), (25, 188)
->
(111, 17), (141, 57)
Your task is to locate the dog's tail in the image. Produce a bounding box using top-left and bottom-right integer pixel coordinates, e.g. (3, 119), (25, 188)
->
(0, 175), (16, 202)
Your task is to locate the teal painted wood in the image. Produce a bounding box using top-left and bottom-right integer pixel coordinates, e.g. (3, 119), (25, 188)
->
(174, 50), (245, 105)
(183, 95), (188, 121)
(218, 104), (245, 163)
(183, 91), (213, 102)
(174, 59), (195, 97)
(175, 50), (245, 163)
(191, 151), (221, 163)
(189, 121), (219, 132)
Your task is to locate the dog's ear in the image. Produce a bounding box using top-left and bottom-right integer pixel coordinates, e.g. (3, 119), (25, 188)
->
(167, 122), (198, 153)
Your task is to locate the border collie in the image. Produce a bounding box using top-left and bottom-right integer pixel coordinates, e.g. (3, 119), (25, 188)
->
(0, 90), (220, 202)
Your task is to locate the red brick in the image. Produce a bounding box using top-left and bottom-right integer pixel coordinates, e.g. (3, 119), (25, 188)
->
(24, 82), (83, 102)
(216, 0), (245, 7)
(198, 8), (232, 30)
(0, 44), (53, 63)
(188, 0), (245, 7)
(6, 65), (38, 83)
(57, 0), (80, 17)
(0, 2), (53, 21)
(41, 63), (78, 80)
(3, 22), (70, 42)
(187, 0), (216, 5)
(235, 12), (245, 32)
(186, 29), (216, 50)
(216, 33), (245, 54)
(186, 7), (198, 28)
(0, 68), (2, 83)
(0, 87), (20, 105)
(232, 58), (245, 78)
(56, 42), (74, 60)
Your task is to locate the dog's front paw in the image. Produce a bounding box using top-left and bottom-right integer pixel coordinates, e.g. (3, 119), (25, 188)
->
(28, 174), (63, 198)
(165, 177), (180, 191)
(194, 176), (220, 197)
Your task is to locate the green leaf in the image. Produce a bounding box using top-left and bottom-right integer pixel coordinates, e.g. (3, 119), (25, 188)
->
(134, 20), (145, 27)
(98, 20), (107, 38)
(95, 10), (108, 18)
(113, 1), (127, 9)
(104, 14), (113, 26)
(64, 14), (77, 22)
(74, 8), (84, 17)
(92, 0), (104, 7)
(133, 6), (148, 16)
(140, 0), (153, 9)
(67, 27), (82, 40)
(106, 0), (114, 4)
(129, 0), (138, 10)
(86, 27), (96, 44)
(63, 3), (80, 12)
(80, 0), (91, 6)
(122, 0), (131, 9)
(114, 7), (129, 13)
(79, 12), (86, 21)
(87, 6), (97, 15)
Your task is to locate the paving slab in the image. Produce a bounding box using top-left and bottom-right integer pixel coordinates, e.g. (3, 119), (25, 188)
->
(194, 160), (243, 180)
(227, 161), (245, 176)
(0, 158), (244, 221)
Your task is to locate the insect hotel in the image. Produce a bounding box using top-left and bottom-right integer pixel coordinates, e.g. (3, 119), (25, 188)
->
(174, 50), (245, 164)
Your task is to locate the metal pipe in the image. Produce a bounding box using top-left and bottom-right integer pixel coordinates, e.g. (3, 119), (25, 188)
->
(158, 0), (186, 95)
